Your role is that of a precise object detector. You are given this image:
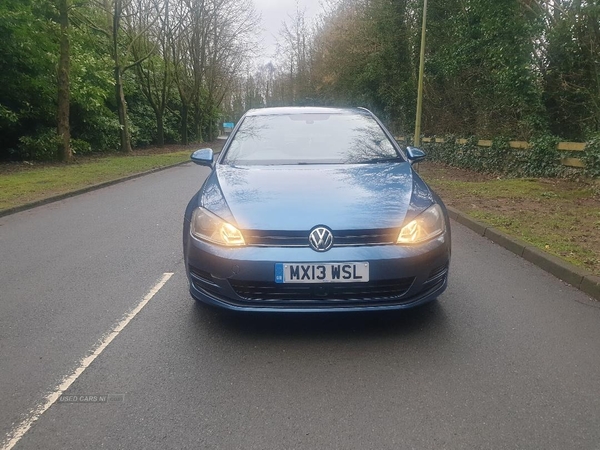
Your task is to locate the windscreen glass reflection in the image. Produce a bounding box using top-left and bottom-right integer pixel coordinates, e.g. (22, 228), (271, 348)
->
(222, 113), (401, 165)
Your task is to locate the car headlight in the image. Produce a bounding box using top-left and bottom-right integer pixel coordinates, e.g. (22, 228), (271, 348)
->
(190, 207), (246, 246)
(397, 204), (445, 244)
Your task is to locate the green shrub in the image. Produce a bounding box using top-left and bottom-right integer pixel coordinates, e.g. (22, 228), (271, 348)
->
(18, 131), (95, 160)
(74, 112), (121, 153)
(441, 135), (458, 165)
(582, 133), (600, 179)
(524, 134), (562, 177)
(462, 136), (485, 172)
(18, 128), (60, 160)
(484, 137), (512, 174)
(71, 138), (92, 155)
(421, 133), (581, 179)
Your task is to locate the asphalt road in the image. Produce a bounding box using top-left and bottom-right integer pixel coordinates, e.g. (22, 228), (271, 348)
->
(1, 162), (599, 449)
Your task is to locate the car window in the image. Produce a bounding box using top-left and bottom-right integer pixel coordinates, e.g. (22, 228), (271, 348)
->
(221, 113), (401, 165)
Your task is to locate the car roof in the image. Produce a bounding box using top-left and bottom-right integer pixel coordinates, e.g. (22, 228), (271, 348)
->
(244, 106), (372, 117)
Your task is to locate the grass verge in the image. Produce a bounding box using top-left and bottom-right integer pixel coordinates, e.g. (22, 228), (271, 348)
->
(0, 149), (195, 212)
(419, 162), (600, 277)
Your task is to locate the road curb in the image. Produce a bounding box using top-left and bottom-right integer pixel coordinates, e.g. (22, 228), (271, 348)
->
(447, 206), (600, 302)
(0, 160), (191, 219)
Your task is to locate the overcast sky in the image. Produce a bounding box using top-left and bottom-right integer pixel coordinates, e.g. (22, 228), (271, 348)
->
(252, 0), (322, 63)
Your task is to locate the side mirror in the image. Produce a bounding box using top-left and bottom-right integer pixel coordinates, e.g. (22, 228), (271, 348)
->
(406, 146), (426, 164)
(191, 148), (214, 167)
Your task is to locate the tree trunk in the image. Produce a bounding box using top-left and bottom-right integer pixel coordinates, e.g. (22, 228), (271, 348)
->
(110, 0), (131, 153)
(194, 111), (203, 142)
(192, 95), (203, 142)
(181, 103), (188, 145)
(156, 110), (164, 147)
(115, 66), (132, 153)
(208, 119), (215, 141)
(57, 0), (72, 161)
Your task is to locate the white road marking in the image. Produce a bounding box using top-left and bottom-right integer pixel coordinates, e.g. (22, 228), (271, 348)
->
(1, 272), (174, 450)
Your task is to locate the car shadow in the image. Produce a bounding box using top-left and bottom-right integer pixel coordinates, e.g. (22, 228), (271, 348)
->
(189, 298), (449, 342)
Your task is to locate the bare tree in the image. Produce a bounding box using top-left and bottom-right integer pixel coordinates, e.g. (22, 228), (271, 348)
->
(203, 0), (260, 138)
(106, 0), (132, 152)
(128, 0), (175, 146)
(79, 0), (159, 152)
(277, 4), (313, 104)
(170, 0), (259, 143)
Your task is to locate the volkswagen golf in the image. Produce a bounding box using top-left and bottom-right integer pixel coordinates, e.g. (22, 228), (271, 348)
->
(183, 107), (451, 312)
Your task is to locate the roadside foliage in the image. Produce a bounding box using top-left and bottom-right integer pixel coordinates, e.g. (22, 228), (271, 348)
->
(228, 0), (600, 178)
(0, 0), (258, 160)
(0, 0), (599, 178)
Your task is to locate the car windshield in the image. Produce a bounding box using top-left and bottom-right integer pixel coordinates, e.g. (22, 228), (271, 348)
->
(221, 112), (401, 165)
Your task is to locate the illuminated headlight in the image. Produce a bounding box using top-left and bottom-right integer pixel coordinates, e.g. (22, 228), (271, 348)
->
(190, 207), (246, 246)
(397, 204), (445, 244)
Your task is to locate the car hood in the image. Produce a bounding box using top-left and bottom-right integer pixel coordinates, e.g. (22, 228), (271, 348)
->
(200, 163), (434, 231)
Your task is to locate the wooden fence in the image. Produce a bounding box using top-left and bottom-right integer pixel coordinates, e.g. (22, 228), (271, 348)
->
(395, 137), (586, 168)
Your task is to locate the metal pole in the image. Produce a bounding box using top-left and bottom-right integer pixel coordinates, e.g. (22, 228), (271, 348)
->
(413, 0), (427, 147)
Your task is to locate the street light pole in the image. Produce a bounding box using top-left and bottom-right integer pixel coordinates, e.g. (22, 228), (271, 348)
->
(413, 0), (428, 147)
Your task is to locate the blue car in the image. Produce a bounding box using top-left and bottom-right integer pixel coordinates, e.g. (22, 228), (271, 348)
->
(183, 107), (450, 312)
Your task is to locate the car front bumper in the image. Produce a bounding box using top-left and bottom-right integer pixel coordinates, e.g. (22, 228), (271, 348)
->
(183, 230), (450, 313)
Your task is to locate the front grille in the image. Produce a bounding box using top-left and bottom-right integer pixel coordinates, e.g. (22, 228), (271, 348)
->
(242, 231), (307, 247)
(243, 228), (398, 247)
(229, 277), (415, 302)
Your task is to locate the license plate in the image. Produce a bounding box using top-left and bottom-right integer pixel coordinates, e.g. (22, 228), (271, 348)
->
(275, 263), (369, 284)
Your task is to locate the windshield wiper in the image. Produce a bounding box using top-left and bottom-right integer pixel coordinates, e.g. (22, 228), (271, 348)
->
(360, 157), (402, 164)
